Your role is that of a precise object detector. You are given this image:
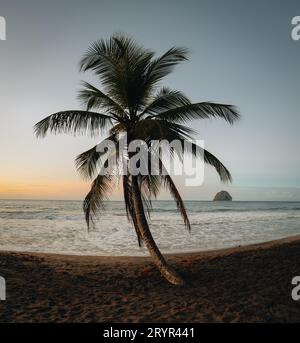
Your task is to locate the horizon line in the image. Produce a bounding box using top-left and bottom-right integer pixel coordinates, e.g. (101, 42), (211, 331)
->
(1, 198), (300, 203)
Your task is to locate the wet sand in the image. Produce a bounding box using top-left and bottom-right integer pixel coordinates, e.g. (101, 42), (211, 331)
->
(0, 235), (300, 322)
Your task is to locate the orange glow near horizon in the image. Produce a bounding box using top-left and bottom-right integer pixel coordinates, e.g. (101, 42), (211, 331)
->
(0, 179), (123, 200)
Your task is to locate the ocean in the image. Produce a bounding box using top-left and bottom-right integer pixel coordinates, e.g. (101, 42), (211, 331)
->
(0, 199), (300, 256)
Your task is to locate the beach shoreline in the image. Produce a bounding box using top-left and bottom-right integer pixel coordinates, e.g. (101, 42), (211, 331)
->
(2, 233), (300, 260)
(1, 235), (300, 322)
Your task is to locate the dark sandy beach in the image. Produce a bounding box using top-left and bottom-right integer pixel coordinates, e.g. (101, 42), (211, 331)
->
(0, 236), (300, 322)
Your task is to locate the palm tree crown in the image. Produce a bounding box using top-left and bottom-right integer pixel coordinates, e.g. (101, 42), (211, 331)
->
(34, 34), (240, 285)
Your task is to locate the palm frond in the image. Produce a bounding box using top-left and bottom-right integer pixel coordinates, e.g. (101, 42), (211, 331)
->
(79, 36), (129, 108)
(154, 102), (240, 124)
(79, 34), (155, 112)
(109, 122), (127, 135)
(75, 134), (117, 180)
(145, 47), (189, 89)
(76, 145), (102, 180)
(161, 172), (191, 231)
(83, 174), (113, 230)
(141, 87), (190, 117)
(79, 36), (120, 72)
(78, 81), (126, 116)
(203, 148), (232, 182)
(34, 110), (112, 138)
(134, 118), (196, 143)
(141, 174), (161, 200)
(182, 141), (232, 182)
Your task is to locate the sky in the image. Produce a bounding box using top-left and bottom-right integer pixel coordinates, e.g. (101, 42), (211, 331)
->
(0, 0), (299, 201)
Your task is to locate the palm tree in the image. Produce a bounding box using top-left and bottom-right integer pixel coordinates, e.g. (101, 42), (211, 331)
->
(34, 34), (240, 285)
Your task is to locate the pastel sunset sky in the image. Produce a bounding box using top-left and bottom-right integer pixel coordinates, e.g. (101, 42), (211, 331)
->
(0, 0), (299, 200)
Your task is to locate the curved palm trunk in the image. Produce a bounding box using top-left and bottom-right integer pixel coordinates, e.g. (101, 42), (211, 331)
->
(131, 176), (185, 285)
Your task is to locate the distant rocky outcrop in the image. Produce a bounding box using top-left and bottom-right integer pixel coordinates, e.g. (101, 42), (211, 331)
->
(213, 191), (232, 201)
